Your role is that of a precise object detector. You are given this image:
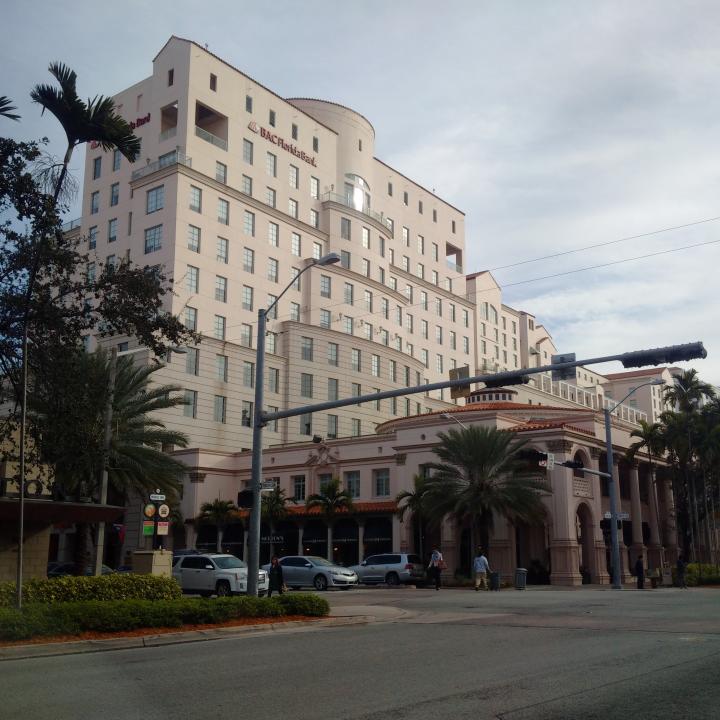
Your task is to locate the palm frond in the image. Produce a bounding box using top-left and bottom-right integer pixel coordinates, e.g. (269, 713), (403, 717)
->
(0, 96), (20, 121)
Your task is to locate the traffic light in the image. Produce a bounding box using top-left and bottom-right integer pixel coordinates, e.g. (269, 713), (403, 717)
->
(551, 353), (576, 381)
(620, 342), (707, 369)
(449, 365), (472, 399)
(483, 375), (530, 389)
(559, 460), (584, 469)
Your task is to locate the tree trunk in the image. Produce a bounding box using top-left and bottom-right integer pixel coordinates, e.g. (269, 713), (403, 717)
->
(216, 526), (223, 553)
(689, 473), (701, 566)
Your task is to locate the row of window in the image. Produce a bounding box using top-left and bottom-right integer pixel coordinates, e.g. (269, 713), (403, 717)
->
(289, 469), (390, 501)
(386, 180), (457, 234)
(91, 150), (123, 181)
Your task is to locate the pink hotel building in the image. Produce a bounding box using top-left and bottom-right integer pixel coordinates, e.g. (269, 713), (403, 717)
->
(69, 37), (678, 584)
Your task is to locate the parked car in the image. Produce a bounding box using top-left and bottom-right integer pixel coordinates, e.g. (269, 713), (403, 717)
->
(350, 553), (425, 586)
(172, 548), (200, 566)
(172, 553), (269, 597)
(262, 556), (358, 591)
(47, 562), (115, 578)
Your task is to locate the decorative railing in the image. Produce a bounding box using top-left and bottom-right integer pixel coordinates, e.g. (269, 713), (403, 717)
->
(131, 151), (192, 181)
(62, 217), (82, 232)
(321, 192), (394, 231)
(195, 125), (227, 150)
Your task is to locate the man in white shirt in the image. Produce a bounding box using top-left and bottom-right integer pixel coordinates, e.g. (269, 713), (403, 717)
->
(428, 547), (444, 590)
(473, 548), (490, 591)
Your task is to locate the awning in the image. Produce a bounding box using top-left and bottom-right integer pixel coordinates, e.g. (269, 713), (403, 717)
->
(0, 498), (125, 525)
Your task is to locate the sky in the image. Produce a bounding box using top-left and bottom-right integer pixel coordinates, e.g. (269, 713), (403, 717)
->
(3, 0), (719, 383)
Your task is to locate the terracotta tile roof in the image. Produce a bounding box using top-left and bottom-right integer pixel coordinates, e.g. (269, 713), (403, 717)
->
(236, 501), (397, 519)
(511, 421), (595, 437)
(603, 368), (667, 380)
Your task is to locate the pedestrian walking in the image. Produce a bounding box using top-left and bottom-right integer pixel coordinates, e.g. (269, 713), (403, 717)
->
(267, 555), (284, 598)
(473, 548), (490, 591)
(634, 555), (645, 590)
(428, 547), (445, 591)
(677, 555), (688, 589)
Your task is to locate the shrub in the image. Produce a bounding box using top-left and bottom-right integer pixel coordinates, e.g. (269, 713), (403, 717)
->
(0, 573), (181, 607)
(0, 594), (328, 641)
(684, 563), (720, 587)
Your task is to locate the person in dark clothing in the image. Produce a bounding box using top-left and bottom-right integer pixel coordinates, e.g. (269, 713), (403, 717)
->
(268, 555), (284, 598)
(428, 548), (444, 591)
(634, 555), (645, 590)
(677, 555), (688, 589)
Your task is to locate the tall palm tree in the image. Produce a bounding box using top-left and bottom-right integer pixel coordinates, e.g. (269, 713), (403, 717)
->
(664, 369), (715, 413)
(198, 499), (238, 553)
(262, 487), (292, 556)
(306, 477), (354, 560)
(425, 426), (551, 552)
(397, 474), (430, 560)
(0, 96), (20, 121)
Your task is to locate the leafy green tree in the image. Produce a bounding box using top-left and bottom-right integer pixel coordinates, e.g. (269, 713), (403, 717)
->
(425, 426), (551, 552)
(198, 500), (238, 553)
(306, 477), (354, 560)
(396, 474), (430, 560)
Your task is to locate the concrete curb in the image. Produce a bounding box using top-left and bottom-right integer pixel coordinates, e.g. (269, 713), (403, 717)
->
(0, 615), (371, 662)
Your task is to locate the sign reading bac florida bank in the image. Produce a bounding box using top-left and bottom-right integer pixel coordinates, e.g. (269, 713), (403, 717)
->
(248, 121), (317, 167)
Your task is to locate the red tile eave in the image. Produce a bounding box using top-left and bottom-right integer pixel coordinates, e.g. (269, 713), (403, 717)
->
(236, 501), (397, 519)
(511, 421), (595, 437)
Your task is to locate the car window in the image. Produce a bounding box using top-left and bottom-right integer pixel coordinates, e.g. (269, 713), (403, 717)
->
(181, 556), (207, 569)
(365, 556), (378, 564)
(374, 555), (392, 564)
(214, 556), (245, 569)
(281, 557), (304, 567)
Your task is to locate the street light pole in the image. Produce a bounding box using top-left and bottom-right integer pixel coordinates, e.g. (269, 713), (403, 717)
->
(604, 379), (664, 589)
(246, 253), (340, 596)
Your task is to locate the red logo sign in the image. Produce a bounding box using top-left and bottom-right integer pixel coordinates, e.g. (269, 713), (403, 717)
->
(248, 121), (316, 167)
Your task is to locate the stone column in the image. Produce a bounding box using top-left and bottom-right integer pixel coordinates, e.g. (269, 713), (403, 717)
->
(243, 529), (248, 562)
(662, 477), (679, 563)
(185, 523), (197, 551)
(392, 514), (401, 553)
(488, 511), (514, 583)
(440, 517), (456, 580)
(646, 467), (664, 569)
(629, 463), (645, 571)
(588, 448), (610, 585)
(297, 524), (304, 555)
(609, 460), (631, 582)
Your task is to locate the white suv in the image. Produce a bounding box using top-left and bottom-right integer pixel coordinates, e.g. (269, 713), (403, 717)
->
(173, 553), (269, 597)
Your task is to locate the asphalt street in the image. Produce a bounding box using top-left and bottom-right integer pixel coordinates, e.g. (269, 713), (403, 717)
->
(3, 586), (720, 719)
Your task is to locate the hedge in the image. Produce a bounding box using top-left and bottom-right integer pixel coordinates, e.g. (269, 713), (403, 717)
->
(0, 594), (330, 641)
(683, 563), (720, 587)
(0, 573), (182, 607)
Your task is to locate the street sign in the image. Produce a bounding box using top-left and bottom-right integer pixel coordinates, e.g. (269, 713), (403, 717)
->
(603, 511), (630, 520)
(449, 365), (471, 399)
(149, 493), (166, 501)
(261, 480), (277, 491)
(142, 520), (155, 536)
(158, 504), (170, 518)
(156, 521), (169, 536)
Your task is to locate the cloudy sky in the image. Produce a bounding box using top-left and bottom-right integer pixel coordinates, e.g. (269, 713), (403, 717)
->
(3, 1), (719, 382)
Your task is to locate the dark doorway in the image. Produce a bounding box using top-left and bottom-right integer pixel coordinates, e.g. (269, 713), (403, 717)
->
(332, 518), (359, 566)
(363, 517), (392, 557)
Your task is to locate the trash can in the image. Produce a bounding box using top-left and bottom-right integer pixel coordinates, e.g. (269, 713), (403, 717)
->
(490, 571), (501, 591)
(514, 567), (528, 590)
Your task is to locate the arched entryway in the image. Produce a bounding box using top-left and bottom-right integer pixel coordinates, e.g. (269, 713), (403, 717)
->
(515, 521), (550, 584)
(576, 502), (595, 583)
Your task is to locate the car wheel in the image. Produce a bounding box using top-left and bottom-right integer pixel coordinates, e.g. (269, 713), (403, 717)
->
(385, 572), (400, 586)
(216, 581), (232, 597)
(313, 574), (328, 591)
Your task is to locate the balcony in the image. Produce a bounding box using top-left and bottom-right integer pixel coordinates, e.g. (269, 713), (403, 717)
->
(62, 217), (82, 232)
(195, 125), (227, 151)
(131, 151), (192, 182)
(321, 192), (394, 232)
(446, 258), (463, 274)
(159, 127), (177, 142)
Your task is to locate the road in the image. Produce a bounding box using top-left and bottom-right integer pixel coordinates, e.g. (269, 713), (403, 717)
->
(4, 586), (720, 719)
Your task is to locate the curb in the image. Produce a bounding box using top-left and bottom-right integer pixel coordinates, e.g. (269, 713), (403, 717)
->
(0, 615), (371, 662)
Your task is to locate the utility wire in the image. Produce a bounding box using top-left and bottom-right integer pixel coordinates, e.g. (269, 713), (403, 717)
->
(489, 215), (720, 271)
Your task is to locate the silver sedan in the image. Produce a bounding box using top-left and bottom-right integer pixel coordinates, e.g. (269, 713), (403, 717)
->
(262, 556), (358, 591)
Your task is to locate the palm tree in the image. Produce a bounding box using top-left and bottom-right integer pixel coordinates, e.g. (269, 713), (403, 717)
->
(397, 474), (430, 561)
(425, 426), (551, 553)
(30, 62), (140, 202)
(0, 96), (20, 121)
(306, 477), (354, 560)
(664, 369), (715, 413)
(262, 487), (292, 556)
(198, 499), (238, 553)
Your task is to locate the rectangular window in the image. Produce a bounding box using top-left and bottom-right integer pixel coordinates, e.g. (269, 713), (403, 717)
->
(341, 217), (351, 240)
(327, 377), (339, 402)
(364, 290), (373, 311)
(288, 198), (298, 219)
(246, 95), (253, 113)
(351, 348), (361, 372)
(217, 236), (228, 264)
(293, 475), (306, 501)
(371, 354), (380, 377)
(187, 225), (200, 252)
(210, 73), (217, 91)
(213, 395), (226, 424)
(326, 415), (338, 440)
(301, 336), (314, 361)
(93, 157), (101, 180)
(243, 139), (254, 164)
(186, 348), (199, 375)
(291, 123), (298, 140)
(214, 314), (226, 340)
(320, 275), (331, 298)
(313, 241), (322, 260)
(243, 210), (255, 236)
(344, 317), (354, 335)
(291, 233), (301, 256)
(381, 298), (389, 319)
(183, 390), (197, 418)
(351, 419), (361, 438)
(215, 275), (227, 303)
(113, 149), (121, 171)
(144, 224), (162, 253)
(268, 109), (276, 127)
(361, 227), (370, 249)
(146, 185), (164, 213)
(242, 174), (253, 196)
(344, 283), (354, 305)
(240, 323), (252, 347)
(90, 191), (99, 214)
(266, 152), (277, 177)
(241, 401), (253, 427)
(107, 218), (117, 243)
(266, 294), (278, 320)
(310, 176), (319, 199)
(267, 257), (279, 282)
(186, 265), (199, 293)
(218, 198), (229, 225)
(289, 164), (299, 189)
(340, 250), (350, 269)
(373, 469), (390, 497)
(189, 185), (202, 213)
(301, 373), (313, 398)
(299, 413), (312, 436)
(184, 307), (197, 331)
(110, 182), (119, 207)
(216, 354), (229, 382)
(310, 209), (319, 228)
(267, 367), (280, 393)
(344, 471), (360, 498)
(266, 332), (277, 354)
(290, 302), (300, 322)
(291, 267), (301, 291)
(242, 285), (254, 311)
(268, 221), (279, 247)
(216, 161), (227, 183)
(242, 360), (255, 388)
(88, 225), (97, 250)
(266, 187), (276, 208)
(320, 309), (331, 329)
(328, 343), (339, 366)
(403, 191), (408, 206)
